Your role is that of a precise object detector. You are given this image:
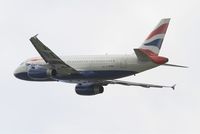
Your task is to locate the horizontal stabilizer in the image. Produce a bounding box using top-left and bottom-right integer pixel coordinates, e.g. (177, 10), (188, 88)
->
(163, 63), (188, 68)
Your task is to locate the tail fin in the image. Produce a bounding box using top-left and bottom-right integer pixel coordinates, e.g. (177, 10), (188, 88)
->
(140, 18), (170, 55)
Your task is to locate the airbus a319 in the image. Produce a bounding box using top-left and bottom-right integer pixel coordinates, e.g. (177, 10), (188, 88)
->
(14, 18), (187, 95)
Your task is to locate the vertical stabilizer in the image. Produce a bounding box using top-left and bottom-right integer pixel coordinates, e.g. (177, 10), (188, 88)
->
(140, 18), (170, 55)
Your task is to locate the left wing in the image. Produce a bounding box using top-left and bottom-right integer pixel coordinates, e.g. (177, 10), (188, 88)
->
(103, 80), (175, 90)
(29, 35), (78, 75)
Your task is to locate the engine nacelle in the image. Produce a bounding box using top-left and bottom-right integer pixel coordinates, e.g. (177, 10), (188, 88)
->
(27, 65), (54, 80)
(75, 84), (104, 95)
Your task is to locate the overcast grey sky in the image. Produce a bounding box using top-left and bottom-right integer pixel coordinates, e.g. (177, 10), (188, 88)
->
(0, 0), (199, 134)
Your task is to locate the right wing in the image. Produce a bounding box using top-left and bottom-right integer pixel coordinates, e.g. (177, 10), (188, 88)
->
(103, 79), (176, 90)
(29, 35), (78, 75)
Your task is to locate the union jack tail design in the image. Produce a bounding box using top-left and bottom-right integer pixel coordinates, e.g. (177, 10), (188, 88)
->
(140, 18), (170, 55)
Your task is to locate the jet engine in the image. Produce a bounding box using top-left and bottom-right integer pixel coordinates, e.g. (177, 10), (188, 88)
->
(75, 84), (104, 95)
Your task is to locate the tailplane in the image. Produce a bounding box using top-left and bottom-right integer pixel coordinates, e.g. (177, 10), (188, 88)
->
(140, 18), (170, 55)
(162, 63), (188, 68)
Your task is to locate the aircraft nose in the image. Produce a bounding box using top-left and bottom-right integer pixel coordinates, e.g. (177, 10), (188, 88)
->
(14, 65), (29, 80)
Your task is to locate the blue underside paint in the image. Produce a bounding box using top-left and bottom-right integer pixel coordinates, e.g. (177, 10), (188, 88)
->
(14, 72), (30, 80)
(14, 72), (53, 81)
(28, 68), (49, 79)
(15, 70), (137, 81)
(55, 70), (136, 80)
(144, 39), (163, 49)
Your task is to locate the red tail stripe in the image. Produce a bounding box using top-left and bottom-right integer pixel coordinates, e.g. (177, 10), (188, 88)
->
(146, 23), (169, 40)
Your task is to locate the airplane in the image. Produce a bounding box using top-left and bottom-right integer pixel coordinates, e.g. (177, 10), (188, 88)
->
(14, 18), (187, 95)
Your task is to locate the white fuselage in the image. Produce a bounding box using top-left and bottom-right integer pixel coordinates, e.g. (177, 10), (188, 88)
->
(15, 53), (159, 83)
(27, 54), (157, 72)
